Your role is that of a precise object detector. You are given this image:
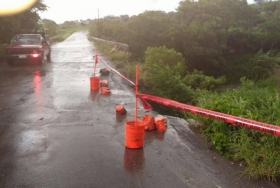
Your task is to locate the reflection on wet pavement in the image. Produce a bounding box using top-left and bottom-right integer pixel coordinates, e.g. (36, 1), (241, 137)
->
(124, 148), (145, 172)
(89, 90), (99, 101)
(51, 30), (94, 63)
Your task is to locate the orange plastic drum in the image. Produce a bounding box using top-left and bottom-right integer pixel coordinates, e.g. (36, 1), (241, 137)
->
(125, 120), (145, 149)
(90, 77), (100, 91)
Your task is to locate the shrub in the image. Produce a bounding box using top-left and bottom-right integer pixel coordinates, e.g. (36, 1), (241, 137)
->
(249, 50), (280, 81)
(142, 46), (196, 103)
(182, 69), (226, 90)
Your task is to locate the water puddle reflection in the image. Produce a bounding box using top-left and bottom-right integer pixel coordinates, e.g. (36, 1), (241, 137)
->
(124, 148), (145, 172)
(89, 90), (99, 101)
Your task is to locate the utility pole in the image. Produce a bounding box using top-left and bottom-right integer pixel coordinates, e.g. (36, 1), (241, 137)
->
(97, 9), (99, 37)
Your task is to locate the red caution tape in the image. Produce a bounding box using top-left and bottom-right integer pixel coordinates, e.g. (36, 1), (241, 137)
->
(138, 94), (280, 136)
(95, 55), (98, 64)
(98, 58), (135, 86)
(94, 59), (280, 136)
(139, 96), (153, 110)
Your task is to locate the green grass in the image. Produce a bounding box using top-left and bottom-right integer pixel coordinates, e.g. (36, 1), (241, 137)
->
(188, 78), (280, 180)
(93, 41), (133, 67)
(93, 40), (139, 82)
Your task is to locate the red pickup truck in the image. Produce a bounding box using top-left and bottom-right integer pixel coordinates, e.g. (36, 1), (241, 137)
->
(5, 30), (51, 65)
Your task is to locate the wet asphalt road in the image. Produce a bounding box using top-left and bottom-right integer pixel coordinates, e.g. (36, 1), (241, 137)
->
(0, 30), (279, 188)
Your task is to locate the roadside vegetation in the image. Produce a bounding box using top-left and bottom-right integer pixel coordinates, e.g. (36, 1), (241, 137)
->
(191, 78), (280, 180)
(89, 0), (280, 180)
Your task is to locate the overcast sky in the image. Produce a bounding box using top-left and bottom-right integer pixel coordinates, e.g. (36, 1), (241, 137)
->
(39, 0), (255, 24)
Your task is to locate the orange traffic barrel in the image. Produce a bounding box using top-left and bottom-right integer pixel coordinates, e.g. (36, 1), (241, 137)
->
(125, 120), (145, 149)
(90, 77), (100, 91)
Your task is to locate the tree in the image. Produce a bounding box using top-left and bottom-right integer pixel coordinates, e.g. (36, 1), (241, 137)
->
(255, 1), (280, 51)
(16, 0), (48, 29)
(254, 0), (270, 4)
(142, 46), (195, 103)
(41, 19), (57, 36)
(176, 0), (258, 76)
(125, 11), (172, 58)
(0, 17), (20, 43)
(0, 0), (48, 43)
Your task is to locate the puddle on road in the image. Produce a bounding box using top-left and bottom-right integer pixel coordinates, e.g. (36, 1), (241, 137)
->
(16, 129), (49, 158)
(50, 31), (94, 63)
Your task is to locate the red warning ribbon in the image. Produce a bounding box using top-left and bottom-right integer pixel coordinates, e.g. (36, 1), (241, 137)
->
(139, 95), (153, 110)
(138, 94), (280, 136)
(98, 58), (136, 86)
(96, 56), (280, 136)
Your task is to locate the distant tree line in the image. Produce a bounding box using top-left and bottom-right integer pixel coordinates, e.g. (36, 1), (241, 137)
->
(89, 0), (280, 82)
